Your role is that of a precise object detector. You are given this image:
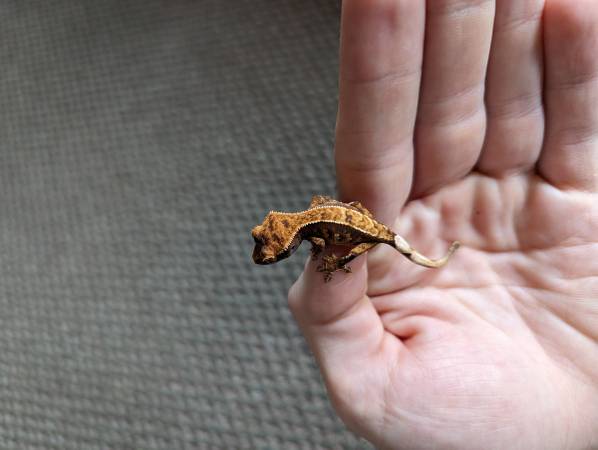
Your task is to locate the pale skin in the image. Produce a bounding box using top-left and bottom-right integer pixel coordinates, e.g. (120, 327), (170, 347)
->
(287, 1), (598, 449)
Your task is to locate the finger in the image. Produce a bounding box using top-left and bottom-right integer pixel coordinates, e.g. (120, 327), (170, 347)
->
(412, 0), (495, 198)
(539, 0), (598, 192)
(477, 0), (545, 175)
(335, 0), (425, 222)
(288, 256), (388, 374)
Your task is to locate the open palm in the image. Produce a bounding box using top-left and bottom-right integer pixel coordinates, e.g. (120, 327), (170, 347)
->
(289, 1), (598, 449)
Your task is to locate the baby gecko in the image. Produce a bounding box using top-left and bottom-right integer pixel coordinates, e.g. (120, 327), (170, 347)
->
(252, 195), (459, 282)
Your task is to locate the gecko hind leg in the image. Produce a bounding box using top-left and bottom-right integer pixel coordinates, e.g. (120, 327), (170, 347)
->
(336, 242), (378, 267)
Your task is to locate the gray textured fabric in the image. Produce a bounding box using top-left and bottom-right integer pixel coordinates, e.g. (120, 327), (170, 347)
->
(0, 1), (373, 448)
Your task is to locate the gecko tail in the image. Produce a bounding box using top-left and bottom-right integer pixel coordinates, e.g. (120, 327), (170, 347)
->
(393, 235), (460, 268)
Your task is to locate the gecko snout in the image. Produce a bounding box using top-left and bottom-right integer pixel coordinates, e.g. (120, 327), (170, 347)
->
(253, 252), (276, 265)
(252, 241), (276, 264)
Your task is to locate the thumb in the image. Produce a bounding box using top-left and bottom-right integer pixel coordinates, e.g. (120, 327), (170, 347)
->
(287, 254), (385, 369)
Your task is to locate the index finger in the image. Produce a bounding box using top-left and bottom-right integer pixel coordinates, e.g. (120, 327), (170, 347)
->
(334, 0), (425, 223)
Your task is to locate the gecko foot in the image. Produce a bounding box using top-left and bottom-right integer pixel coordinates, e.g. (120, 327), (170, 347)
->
(316, 255), (351, 282)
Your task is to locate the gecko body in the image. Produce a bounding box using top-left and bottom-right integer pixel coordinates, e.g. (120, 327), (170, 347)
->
(252, 195), (459, 281)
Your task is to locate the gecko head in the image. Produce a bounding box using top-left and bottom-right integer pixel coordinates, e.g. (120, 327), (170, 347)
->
(251, 212), (298, 265)
(251, 221), (280, 265)
(251, 211), (301, 264)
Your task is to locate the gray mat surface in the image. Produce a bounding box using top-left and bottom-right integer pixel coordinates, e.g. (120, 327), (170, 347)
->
(0, 1), (372, 448)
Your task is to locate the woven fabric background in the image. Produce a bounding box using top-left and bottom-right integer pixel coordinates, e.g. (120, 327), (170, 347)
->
(0, 1), (374, 448)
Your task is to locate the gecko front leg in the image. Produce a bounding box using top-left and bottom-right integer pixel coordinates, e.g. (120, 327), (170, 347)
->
(308, 237), (326, 260)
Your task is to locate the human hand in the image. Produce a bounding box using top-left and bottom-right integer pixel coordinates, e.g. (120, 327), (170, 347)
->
(288, 1), (598, 449)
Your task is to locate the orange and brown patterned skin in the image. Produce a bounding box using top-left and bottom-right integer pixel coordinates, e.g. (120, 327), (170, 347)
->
(252, 195), (459, 282)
